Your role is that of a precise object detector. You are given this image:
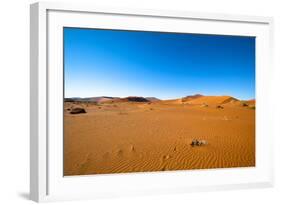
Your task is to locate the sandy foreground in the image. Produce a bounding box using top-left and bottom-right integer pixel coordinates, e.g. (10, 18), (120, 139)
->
(64, 97), (255, 176)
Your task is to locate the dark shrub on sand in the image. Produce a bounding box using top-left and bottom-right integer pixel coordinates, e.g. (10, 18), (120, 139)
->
(242, 103), (248, 107)
(70, 107), (86, 114)
(190, 139), (208, 147)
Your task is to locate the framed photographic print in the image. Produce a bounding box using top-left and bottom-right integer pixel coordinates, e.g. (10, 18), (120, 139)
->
(30, 2), (274, 202)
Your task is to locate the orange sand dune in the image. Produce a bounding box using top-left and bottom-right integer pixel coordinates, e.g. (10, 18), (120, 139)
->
(183, 95), (238, 105)
(247, 99), (256, 106)
(64, 97), (255, 176)
(159, 99), (182, 105)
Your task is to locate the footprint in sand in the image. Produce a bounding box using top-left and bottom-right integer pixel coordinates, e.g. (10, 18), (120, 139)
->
(130, 145), (135, 152)
(102, 152), (110, 159)
(162, 155), (171, 162)
(223, 116), (229, 121)
(161, 164), (168, 171)
(117, 149), (124, 156)
(77, 153), (92, 173)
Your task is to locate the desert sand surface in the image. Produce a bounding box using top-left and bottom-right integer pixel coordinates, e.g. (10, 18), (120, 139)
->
(64, 95), (255, 176)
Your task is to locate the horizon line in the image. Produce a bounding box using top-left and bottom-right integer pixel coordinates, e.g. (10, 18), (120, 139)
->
(64, 94), (255, 101)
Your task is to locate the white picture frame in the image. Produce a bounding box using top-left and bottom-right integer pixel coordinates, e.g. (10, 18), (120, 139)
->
(30, 1), (274, 202)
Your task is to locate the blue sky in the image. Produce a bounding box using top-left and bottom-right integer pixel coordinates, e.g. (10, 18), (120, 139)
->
(64, 28), (255, 100)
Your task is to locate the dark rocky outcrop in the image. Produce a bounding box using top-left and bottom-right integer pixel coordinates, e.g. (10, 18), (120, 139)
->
(123, 96), (150, 102)
(70, 107), (86, 114)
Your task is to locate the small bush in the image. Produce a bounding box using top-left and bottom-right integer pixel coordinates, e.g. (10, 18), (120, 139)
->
(242, 102), (248, 107)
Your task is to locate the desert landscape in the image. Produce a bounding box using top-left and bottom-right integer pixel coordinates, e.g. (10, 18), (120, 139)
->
(63, 28), (255, 176)
(63, 94), (255, 176)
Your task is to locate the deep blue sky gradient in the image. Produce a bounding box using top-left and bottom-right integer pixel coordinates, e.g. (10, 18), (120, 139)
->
(64, 28), (255, 100)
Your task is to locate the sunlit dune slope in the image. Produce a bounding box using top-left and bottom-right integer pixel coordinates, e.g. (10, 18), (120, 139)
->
(182, 95), (239, 105)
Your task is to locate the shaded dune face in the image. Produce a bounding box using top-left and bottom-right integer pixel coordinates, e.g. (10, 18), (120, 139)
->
(63, 95), (255, 176)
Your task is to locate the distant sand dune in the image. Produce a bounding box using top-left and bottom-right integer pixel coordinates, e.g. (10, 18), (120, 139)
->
(183, 95), (239, 105)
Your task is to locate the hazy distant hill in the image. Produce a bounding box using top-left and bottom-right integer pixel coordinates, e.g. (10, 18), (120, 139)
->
(181, 94), (203, 102)
(64, 96), (119, 103)
(113, 96), (150, 103)
(65, 96), (154, 103)
(145, 97), (161, 102)
(87, 96), (118, 103)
